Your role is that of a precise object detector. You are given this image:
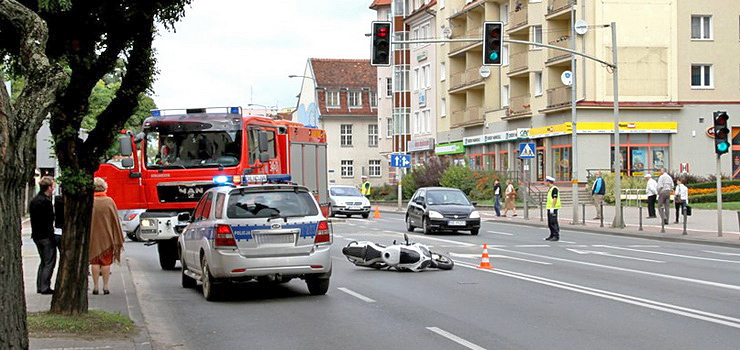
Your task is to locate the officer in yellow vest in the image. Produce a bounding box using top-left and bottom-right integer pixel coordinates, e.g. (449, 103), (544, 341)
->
(360, 175), (371, 199)
(545, 176), (561, 241)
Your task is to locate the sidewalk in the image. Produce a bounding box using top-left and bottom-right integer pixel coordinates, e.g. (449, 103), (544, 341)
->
(22, 219), (152, 350)
(377, 203), (740, 248)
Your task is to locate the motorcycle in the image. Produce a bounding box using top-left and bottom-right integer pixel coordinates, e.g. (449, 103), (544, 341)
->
(341, 233), (454, 272)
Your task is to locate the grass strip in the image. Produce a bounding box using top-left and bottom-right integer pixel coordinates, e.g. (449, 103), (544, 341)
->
(28, 309), (136, 339)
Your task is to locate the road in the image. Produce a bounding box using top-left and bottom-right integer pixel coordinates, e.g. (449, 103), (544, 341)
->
(126, 212), (740, 350)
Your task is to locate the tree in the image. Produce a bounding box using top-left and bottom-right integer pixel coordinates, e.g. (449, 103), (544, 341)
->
(0, 0), (190, 347)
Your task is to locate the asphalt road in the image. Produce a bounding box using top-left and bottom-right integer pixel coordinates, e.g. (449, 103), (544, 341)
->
(126, 212), (740, 350)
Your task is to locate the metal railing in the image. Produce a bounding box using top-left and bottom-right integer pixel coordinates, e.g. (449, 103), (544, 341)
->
(508, 51), (529, 73)
(547, 34), (571, 61)
(509, 4), (528, 30)
(547, 0), (576, 15)
(508, 94), (531, 116)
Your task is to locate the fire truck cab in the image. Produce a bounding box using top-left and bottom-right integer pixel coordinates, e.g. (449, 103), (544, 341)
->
(96, 107), (329, 270)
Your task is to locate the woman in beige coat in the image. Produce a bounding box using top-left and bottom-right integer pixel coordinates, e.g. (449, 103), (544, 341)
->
(503, 180), (517, 217)
(89, 178), (125, 295)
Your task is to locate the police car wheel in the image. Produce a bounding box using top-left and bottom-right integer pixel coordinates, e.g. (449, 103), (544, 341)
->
(306, 275), (330, 296)
(201, 258), (222, 301)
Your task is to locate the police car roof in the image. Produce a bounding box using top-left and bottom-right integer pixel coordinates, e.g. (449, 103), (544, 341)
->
(224, 184), (309, 194)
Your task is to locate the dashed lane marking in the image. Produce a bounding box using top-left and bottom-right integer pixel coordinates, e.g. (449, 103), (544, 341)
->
(449, 253), (551, 265)
(337, 287), (376, 303)
(426, 327), (486, 350)
(487, 231), (513, 236)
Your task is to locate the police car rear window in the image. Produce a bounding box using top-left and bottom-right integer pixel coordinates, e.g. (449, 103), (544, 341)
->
(226, 191), (319, 219)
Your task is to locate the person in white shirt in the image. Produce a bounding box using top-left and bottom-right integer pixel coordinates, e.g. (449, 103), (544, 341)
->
(644, 174), (658, 218)
(674, 178), (689, 224)
(656, 168), (674, 225)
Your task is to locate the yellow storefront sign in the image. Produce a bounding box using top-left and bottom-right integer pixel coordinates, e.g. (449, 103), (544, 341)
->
(529, 122), (677, 138)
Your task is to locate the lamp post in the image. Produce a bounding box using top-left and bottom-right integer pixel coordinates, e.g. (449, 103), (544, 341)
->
(288, 74), (318, 126)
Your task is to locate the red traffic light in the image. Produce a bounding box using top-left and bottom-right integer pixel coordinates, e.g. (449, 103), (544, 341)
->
(378, 28), (388, 37)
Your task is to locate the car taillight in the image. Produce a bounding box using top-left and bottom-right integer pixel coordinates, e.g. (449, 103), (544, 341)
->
(214, 224), (236, 248)
(126, 213), (138, 221)
(314, 221), (331, 244)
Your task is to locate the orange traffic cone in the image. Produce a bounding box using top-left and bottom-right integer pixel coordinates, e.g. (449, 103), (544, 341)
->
(373, 204), (381, 218)
(477, 243), (493, 269)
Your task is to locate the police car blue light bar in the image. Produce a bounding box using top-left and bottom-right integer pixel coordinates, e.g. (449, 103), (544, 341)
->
(229, 107), (240, 114)
(151, 110), (161, 117)
(241, 174), (292, 184)
(213, 175), (230, 185)
(266, 174), (292, 183)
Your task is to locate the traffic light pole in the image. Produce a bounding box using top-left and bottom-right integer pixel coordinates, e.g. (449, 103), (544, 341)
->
(717, 155), (723, 237)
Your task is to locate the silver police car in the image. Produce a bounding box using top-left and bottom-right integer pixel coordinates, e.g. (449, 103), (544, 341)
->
(178, 183), (332, 301)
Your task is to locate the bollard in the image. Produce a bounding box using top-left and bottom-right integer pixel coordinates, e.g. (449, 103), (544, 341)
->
(737, 211), (740, 240)
(620, 205), (624, 229)
(639, 206), (643, 231)
(661, 214), (665, 233)
(600, 203), (604, 227)
(682, 205), (688, 235)
(582, 203), (586, 225)
(540, 204), (544, 222)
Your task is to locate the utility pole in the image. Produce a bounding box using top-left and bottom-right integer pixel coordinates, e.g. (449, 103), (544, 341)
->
(570, 7), (580, 225)
(610, 22), (625, 228)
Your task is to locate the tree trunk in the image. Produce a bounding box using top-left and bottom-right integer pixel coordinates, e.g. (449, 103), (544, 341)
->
(50, 187), (93, 315)
(0, 174), (29, 350)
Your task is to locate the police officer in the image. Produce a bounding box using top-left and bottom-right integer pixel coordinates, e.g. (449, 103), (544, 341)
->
(544, 176), (560, 242)
(360, 175), (371, 199)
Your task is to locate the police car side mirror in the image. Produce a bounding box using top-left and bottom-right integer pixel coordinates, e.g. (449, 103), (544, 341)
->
(178, 212), (191, 223)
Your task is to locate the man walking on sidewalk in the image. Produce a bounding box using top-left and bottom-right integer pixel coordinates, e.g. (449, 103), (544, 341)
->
(544, 176), (560, 241)
(591, 171), (605, 220)
(30, 176), (57, 295)
(657, 168), (674, 225)
(645, 173), (658, 218)
(493, 179), (501, 217)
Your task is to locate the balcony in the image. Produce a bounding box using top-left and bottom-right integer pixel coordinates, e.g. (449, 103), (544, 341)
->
(508, 51), (529, 75)
(546, 86), (572, 109)
(451, 105), (484, 128)
(449, 67), (485, 92)
(449, 27), (482, 55)
(506, 94), (531, 118)
(547, 0), (576, 19)
(509, 4), (528, 32)
(546, 34), (571, 64)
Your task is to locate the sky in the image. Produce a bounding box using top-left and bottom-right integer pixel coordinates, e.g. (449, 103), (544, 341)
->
(151, 0), (376, 113)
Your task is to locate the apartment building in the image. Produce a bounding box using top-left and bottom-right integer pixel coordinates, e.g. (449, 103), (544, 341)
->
(433, 0), (740, 182)
(408, 1), (439, 163)
(292, 58), (388, 187)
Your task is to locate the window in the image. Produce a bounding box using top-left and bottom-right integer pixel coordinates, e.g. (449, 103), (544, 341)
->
(440, 62), (446, 81)
(441, 98), (446, 118)
(413, 27), (419, 48)
(413, 68), (419, 91)
(226, 190), (319, 219)
(214, 193), (225, 219)
(532, 26), (543, 49)
(414, 112), (420, 134)
(368, 124), (378, 147)
(422, 110), (431, 133)
(534, 72), (543, 96)
(370, 91), (377, 107)
(503, 85), (509, 107)
(691, 64), (713, 88)
(501, 3), (508, 24)
(691, 15), (712, 40)
(422, 65), (430, 88)
(369, 160), (382, 177)
(341, 160), (354, 177)
(327, 91), (340, 107)
(349, 91), (361, 107)
(387, 118), (393, 137)
(386, 78), (393, 97)
(340, 124), (353, 146)
(503, 45), (509, 66)
(248, 129), (275, 165)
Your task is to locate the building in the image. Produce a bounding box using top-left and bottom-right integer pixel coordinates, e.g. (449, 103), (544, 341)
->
(292, 58), (388, 187)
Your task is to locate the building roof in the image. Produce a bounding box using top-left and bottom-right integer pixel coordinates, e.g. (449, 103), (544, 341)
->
(310, 58), (376, 90)
(369, 0), (392, 9)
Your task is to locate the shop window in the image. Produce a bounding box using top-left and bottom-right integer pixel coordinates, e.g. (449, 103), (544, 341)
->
(611, 134), (670, 176)
(552, 146), (572, 181)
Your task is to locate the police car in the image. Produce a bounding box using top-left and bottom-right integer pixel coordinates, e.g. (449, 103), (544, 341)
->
(178, 175), (332, 301)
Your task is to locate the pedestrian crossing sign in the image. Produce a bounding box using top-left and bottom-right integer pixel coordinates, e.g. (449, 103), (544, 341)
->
(519, 143), (536, 159)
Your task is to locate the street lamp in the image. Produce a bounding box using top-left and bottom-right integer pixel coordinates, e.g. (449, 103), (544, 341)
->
(288, 74), (315, 80)
(288, 74), (318, 126)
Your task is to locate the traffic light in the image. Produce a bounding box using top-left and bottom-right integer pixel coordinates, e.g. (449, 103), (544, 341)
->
(371, 21), (391, 66)
(713, 111), (730, 155)
(483, 21), (503, 66)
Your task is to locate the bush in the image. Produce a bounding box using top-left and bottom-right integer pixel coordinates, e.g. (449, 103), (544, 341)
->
(687, 180), (740, 189)
(369, 184), (397, 201)
(439, 165), (476, 195)
(401, 172), (417, 199)
(398, 157), (450, 199)
(470, 170), (506, 201)
(668, 171), (710, 185)
(689, 190), (740, 203)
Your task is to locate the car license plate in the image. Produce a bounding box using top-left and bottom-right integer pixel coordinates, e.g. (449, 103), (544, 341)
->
(449, 220), (466, 226)
(350, 206), (362, 210)
(256, 234), (295, 244)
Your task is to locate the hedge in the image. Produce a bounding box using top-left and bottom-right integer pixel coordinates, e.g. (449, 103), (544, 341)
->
(688, 190), (740, 203)
(687, 180), (740, 189)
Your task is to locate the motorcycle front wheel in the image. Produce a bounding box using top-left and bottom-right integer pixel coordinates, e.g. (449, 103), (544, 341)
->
(430, 253), (454, 270)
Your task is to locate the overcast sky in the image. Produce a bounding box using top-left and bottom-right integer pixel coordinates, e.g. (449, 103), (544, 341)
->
(151, 0), (376, 112)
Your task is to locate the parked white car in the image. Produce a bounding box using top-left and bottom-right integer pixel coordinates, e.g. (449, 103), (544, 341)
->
(328, 185), (371, 218)
(118, 209), (146, 241)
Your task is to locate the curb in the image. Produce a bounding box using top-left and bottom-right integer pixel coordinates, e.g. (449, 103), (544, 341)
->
(122, 253), (153, 350)
(377, 208), (740, 249)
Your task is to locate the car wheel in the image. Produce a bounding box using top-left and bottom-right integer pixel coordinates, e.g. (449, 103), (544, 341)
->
(362, 212), (369, 219)
(126, 231), (137, 241)
(180, 248), (196, 289)
(133, 226), (142, 242)
(422, 217), (431, 235)
(471, 228), (480, 236)
(305, 275), (330, 295)
(405, 216), (415, 232)
(201, 257), (222, 301)
(157, 239), (178, 270)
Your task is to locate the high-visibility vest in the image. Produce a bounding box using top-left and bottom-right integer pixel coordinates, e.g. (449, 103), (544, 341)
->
(546, 186), (561, 210)
(361, 181), (371, 195)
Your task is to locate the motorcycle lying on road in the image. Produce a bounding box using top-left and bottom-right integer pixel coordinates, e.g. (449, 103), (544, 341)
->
(342, 233), (454, 272)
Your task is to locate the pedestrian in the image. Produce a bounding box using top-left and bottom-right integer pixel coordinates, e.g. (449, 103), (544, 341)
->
(29, 176), (56, 295)
(674, 177), (688, 224)
(591, 171), (606, 220)
(657, 168), (674, 225)
(360, 175), (371, 200)
(89, 177), (125, 295)
(645, 173), (658, 218)
(54, 191), (64, 255)
(493, 179), (502, 217)
(544, 176), (560, 241)
(503, 180), (517, 217)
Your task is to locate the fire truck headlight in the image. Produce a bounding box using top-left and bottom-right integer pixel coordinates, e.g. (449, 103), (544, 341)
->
(141, 219), (154, 227)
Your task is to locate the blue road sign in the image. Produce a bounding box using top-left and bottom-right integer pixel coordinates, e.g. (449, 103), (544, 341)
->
(519, 143), (536, 159)
(390, 154), (412, 168)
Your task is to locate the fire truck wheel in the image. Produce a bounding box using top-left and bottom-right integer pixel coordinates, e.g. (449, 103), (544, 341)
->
(158, 239), (178, 270)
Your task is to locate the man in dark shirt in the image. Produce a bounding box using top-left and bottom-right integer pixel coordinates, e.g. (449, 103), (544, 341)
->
(30, 176), (56, 294)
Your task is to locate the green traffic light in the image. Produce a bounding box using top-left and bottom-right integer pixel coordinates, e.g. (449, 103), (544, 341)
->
(717, 142), (730, 152)
(489, 52), (498, 61)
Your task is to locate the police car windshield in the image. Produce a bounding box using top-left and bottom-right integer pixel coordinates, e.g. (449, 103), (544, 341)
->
(426, 190), (470, 206)
(330, 187), (363, 197)
(227, 190), (319, 219)
(145, 130), (242, 169)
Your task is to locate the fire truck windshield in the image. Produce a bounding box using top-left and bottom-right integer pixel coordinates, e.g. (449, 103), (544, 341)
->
(145, 130), (242, 169)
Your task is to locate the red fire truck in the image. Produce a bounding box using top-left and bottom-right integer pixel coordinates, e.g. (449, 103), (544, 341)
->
(96, 107), (329, 269)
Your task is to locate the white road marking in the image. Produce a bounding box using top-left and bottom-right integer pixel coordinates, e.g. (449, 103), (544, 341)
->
(567, 248), (665, 263)
(559, 240), (576, 243)
(456, 261), (740, 330)
(426, 327), (486, 350)
(703, 250), (740, 257)
(629, 245), (661, 248)
(449, 253), (551, 265)
(514, 245), (550, 248)
(334, 234), (344, 238)
(381, 230), (476, 247)
(563, 245), (590, 248)
(337, 287), (376, 303)
(488, 247), (740, 291)
(593, 245), (740, 264)
(487, 231), (513, 236)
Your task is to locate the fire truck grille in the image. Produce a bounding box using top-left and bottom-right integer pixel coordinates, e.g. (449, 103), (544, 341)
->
(157, 184), (218, 203)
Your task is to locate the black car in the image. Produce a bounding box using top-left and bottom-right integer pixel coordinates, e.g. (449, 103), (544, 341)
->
(405, 187), (481, 235)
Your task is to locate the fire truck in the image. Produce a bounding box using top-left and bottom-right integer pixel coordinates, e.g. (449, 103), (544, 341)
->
(96, 107), (329, 270)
